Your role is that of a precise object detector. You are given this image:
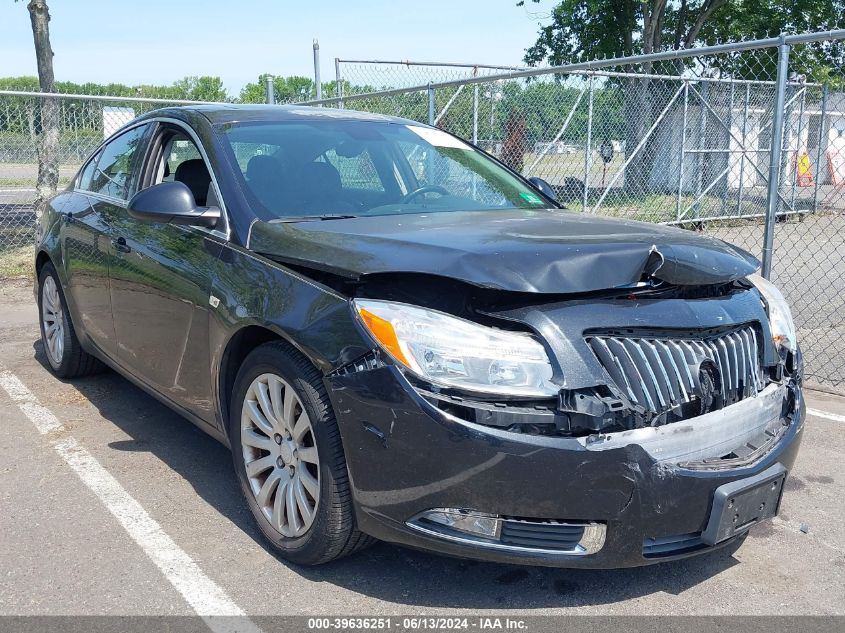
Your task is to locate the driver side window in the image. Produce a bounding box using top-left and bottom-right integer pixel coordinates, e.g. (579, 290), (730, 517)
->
(85, 124), (148, 200)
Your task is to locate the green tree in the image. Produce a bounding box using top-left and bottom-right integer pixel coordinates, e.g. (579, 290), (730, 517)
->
(172, 76), (228, 102)
(699, 0), (845, 85)
(238, 74), (346, 104)
(520, 0), (843, 79)
(238, 75), (269, 104)
(519, 0), (731, 66)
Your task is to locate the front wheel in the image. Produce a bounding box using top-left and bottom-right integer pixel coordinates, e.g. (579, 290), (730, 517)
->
(229, 342), (373, 564)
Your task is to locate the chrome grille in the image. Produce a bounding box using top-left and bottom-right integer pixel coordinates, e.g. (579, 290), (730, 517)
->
(587, 326), (765, 414)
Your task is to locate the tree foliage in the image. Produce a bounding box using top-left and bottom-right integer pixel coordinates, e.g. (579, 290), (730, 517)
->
(238, 74), (342, 104)
(0, 74), (232, 101)
(519, 0), (844, 82)
(172, 75), (228, 102)
(519, 0), (731, 65)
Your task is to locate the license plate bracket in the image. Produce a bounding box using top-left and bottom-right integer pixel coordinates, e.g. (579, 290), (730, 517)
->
(701, 463), (787, 545)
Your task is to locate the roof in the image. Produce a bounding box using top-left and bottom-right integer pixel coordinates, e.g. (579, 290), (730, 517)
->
(144, 104), (421, 126)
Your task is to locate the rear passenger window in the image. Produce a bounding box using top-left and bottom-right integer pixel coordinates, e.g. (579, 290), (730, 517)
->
(77, 152), (100, 191)
(88, 125), (148, 200)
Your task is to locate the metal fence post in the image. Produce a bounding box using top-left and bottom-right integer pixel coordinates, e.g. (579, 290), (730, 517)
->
(265, 76), (275, 105)
(335, 58), (343, 108)
(737, 83), (750, 216)
(427, 83), (436, 126)
(676, 81), (690, 221)
(313, 40), (322, 103)
(472, 84), (479, 144)
(693, 80), (709, 221)
(812, 83), (828, 213)
(761, 39), (791, 279)
(722, 81), (735, 216)
(583, 76), (594, 212)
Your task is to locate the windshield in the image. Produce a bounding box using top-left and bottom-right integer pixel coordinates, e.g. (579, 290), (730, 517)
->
(219, 119), (551, 220)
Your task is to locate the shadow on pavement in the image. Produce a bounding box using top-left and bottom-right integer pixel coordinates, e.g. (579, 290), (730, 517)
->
(33, 339), (743, 609)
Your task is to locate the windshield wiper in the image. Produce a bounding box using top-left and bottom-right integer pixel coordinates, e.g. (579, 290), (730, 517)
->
(274, 214), (358, 223)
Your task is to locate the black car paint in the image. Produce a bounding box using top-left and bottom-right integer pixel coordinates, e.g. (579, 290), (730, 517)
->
(327, 362), (803, 568)
(248, 210), (759, 295)
(35, 105), (803, 568)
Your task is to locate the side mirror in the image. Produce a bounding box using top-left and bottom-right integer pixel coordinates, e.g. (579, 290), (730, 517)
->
(127, 181), (220, 228)
(527, 176), (558, 203)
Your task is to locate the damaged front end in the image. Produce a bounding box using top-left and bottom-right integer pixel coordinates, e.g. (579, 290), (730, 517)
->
(316, 268), (803, 567)
(342, 281), (802, 464)
(251, 215), (803, 567)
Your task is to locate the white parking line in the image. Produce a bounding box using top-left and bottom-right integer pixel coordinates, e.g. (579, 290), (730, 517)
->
(807, 407), (845, 423)
(0, 369), (263, 633)
(0, 371), (64, 434)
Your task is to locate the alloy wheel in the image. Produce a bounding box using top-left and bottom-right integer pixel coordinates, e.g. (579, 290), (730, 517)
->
(241, 373), (320, 538)
(41, 276), (65, 366)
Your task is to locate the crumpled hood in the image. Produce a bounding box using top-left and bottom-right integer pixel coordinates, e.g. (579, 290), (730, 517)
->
(247, 209), (759, 294)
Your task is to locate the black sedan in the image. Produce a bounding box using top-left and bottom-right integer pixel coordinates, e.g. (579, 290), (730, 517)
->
(34, 105), (804, 567)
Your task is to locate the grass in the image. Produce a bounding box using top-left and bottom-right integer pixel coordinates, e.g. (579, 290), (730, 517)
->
(0, 177), (72, 188)
(527, 151), (626, 186)
(0, 245), (33, 280)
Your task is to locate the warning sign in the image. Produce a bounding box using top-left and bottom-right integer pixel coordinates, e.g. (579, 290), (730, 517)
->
(796, 150), (813, 186)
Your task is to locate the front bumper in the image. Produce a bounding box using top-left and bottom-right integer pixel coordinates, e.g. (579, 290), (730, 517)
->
(327, 364), (804, 568)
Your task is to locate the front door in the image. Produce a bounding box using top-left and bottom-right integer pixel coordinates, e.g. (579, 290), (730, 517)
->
(109, 124), (225, 422)
(60, 123), (150, 359)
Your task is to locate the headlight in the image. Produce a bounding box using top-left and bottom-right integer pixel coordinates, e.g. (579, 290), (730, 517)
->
(749, 274), (797, 353)
(354, 299), (557, 397)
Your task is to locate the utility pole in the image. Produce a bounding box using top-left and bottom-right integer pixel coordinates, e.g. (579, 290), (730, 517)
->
(313, 39), (322, 103)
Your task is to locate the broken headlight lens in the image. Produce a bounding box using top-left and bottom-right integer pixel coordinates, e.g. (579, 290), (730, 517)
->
(749, 274), (797, 353)
(354, 299), (557, 397)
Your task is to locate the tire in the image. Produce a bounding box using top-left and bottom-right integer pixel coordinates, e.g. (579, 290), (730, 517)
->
(38, 262), (104, 378)
(229, 341), (374, 565)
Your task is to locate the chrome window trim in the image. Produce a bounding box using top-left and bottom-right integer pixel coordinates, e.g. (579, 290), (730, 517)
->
(74, 121), (151, 200)
(79, 191), (129, 208)
(73, 115), (231, 242)
(73, 118), (152, 192)
(144, 116), (231, 241)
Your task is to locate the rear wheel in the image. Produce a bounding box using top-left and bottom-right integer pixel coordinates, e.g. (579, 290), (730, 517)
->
(229, 342), (373, 564)
(38, 262), (104, 378)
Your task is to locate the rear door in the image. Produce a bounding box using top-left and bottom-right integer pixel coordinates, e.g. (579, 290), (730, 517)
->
(108, 121), (227, 423)
(60, 123), (150, 360)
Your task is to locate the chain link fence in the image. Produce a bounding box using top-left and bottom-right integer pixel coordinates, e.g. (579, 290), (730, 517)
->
(0, 92), (226, 253)
(335, 59), (527, 95)
(2, 31), (844, 386)
(315, 33), (845, 387)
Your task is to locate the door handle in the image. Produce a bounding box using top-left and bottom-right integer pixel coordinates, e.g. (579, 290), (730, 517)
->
(113, 236), (131, 254)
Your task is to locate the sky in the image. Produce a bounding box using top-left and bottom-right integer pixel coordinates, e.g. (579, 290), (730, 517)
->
(0, 0), (558, 95)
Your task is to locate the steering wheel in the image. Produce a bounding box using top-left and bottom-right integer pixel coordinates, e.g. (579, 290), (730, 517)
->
(401, 185), (450, 204)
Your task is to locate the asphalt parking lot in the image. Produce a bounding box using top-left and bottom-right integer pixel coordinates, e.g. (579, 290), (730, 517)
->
(1, 278), (843, 619)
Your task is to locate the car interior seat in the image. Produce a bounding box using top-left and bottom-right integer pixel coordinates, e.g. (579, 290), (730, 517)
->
(294, 162), (355, 213)
(246, 154), (288, 213)
(174, 159), (211, 206)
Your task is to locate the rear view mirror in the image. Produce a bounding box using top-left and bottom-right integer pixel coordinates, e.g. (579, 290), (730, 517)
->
(527, 176), (558, 203)
(127, 181), (220, 228)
